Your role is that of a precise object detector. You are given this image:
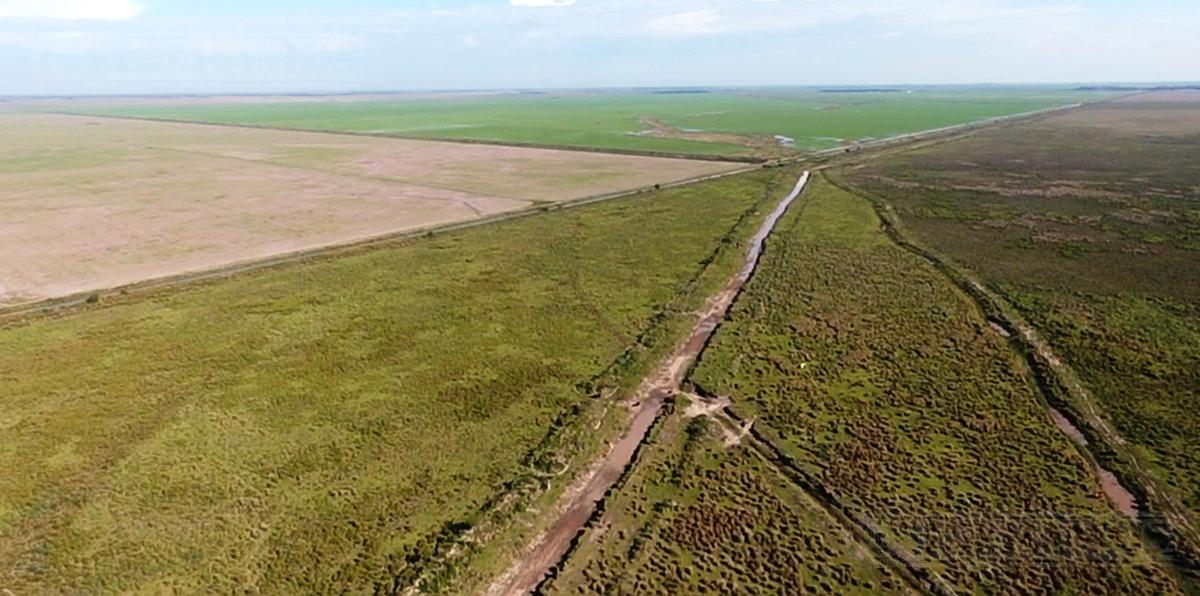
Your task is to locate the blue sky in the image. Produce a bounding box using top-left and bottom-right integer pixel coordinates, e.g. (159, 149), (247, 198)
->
(0, 0), (1196, 95)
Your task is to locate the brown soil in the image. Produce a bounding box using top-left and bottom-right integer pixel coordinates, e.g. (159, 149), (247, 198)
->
(1047, 104), (1200, 135)
(487, 396), (666, 596)
(0, 113), (740, 304)
(1111, 90), (1200, 104)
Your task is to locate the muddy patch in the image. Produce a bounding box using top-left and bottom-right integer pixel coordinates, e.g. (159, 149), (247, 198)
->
(1049, 407), (1139, 519)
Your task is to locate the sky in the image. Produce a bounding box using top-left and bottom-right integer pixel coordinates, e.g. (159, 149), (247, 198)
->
(0, 0), (1196, 95)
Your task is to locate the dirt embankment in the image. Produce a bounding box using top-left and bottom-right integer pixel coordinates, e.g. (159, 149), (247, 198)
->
(488, 172), (811, 595)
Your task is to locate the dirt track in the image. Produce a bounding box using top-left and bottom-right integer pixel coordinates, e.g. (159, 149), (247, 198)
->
(488, 172), (810, 595)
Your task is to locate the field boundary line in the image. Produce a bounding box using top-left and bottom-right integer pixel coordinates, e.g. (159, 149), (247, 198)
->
(40, 96), (1110, 167)
(0, 163), (760, 324)
(800, 92), (1143, 170)
(824, 171), (1200, 582)
(785, 101), (1103, 170)
(669, 175), (952, 594)
(36, 110), (767, 164)
(2, 98), (1104, 323)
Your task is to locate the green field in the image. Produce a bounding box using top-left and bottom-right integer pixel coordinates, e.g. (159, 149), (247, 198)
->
(67, 88), (1108, 156)
(835, 97), (1200, 536)
(687, 175), (1178, 592)
(0, 166), (799, 592)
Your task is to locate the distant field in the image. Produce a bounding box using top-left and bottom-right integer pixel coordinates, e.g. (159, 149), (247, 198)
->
(0, 112), (737, 304)
(0, 167), (794, 592)
(835, 92), (1200, 548)
(63, 88), (1110, 157)
(688, 176), (1177, 592)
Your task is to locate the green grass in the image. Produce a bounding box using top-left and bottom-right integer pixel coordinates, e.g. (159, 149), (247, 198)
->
(837, 100), (1200, 530)
(0, 166), (797, 592)
(688, 175), (1179, 592)
(1007, 291), (1200, 516)
(67, 88), (1107, 156)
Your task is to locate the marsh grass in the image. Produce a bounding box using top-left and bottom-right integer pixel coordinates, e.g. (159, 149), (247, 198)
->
(688, 176), (1179, 592)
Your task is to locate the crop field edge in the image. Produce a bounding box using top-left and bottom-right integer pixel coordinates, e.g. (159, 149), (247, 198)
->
(4, 95), (1180, 591)
(36, 110), (769, 164)
(822, 169), (1200, 585)
(46, 93), (1112, 168)
(7, 95), (1086, 325)
(0, 158), (761, 325)
(803, 98), (1131, 177)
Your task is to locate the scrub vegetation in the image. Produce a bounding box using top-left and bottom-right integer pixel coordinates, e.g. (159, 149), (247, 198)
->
(544, 411), (907, 594)
(0, 166), (795, 593)
(836, 92), (1200, 531)
(687, 176), (1179, 592)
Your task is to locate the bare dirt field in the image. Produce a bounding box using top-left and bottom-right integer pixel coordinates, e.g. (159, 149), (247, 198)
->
(1111, 89), (1200, 104)
(1049, 104), (1200, 136)
(0, 113), (739, 304)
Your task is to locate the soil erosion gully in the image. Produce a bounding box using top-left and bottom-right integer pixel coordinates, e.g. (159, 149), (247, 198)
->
(488, 171), (811, 595)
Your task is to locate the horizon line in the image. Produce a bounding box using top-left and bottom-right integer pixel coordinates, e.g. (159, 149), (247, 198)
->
(4, 81), (1200, 100)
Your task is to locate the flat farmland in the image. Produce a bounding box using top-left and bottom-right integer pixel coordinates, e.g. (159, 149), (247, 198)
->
(0, 113), (739, 305)
(0, 167), (795, 592)
(64, 88), (1108, 157)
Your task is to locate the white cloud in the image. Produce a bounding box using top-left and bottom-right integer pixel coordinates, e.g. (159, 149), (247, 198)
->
(510, 0), (576, 7)
(3, 0), (1198, 94)
(646, 9), (722, 36)
(0, 0), (141, 20)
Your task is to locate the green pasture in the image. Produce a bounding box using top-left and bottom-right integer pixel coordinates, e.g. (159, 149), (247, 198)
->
(69, 88), (1108, 156)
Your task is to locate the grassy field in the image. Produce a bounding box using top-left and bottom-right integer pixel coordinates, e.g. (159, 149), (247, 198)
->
(687, 175), (1179, 592)
(544, 410), (907, 594)
(835, 92), (1200, 531)
(64, 88), (1108, 157)
(0, 112), (736, 304)
(0, 166), (795, 592)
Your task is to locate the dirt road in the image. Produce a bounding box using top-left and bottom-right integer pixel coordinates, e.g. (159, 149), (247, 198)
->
(488, 172), (810, 595)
